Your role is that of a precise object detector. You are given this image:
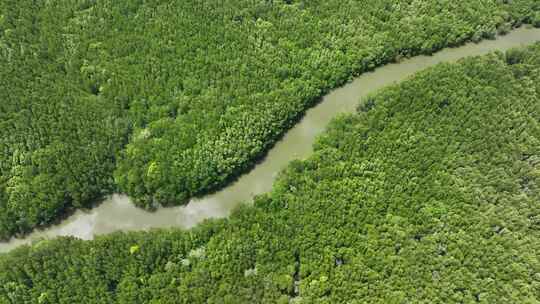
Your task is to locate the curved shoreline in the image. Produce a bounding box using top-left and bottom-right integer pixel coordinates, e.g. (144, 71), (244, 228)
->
(2, 26), (540, 253)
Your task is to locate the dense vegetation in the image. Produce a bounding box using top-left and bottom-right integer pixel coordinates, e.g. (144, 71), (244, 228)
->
(1, 1), (540, 238)
(2, 44), (540, 303)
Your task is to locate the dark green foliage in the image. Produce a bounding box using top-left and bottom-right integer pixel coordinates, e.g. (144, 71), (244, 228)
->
(1, 1), (539, 238)
(0, 1), (129, 239)
(2, 44), (540, 303)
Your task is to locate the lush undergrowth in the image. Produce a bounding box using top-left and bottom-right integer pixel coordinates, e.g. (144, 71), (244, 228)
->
(2, 44), (540, 303)
(1, 1), (539, 238)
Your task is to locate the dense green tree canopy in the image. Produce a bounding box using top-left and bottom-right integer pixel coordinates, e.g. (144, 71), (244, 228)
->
(1, 0), (539, 238)
(2, 44), (540, 303)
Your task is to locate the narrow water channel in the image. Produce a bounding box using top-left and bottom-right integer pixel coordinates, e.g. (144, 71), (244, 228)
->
(2, 27), (540, 253)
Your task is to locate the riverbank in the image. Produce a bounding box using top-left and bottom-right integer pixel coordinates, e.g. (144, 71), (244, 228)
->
(2, 41), (539, 303)
(2, 26), (540, 253)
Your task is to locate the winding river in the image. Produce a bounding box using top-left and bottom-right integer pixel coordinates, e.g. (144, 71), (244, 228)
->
(2, 27), (540, 253)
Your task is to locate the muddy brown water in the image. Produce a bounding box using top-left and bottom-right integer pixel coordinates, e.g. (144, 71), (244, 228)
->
(2, 27), (540, 253)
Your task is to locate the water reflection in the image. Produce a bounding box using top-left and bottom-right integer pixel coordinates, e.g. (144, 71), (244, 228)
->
(2, 27), (540, 253)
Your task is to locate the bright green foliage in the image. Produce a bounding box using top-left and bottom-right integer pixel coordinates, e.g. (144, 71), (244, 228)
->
(109, 0), (539, 207)
(2, 44), (540, 303)
(1, 1), (539, 238)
